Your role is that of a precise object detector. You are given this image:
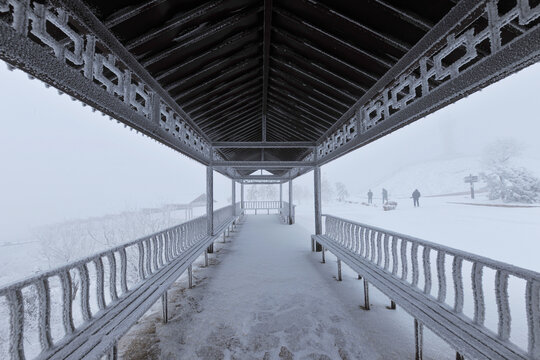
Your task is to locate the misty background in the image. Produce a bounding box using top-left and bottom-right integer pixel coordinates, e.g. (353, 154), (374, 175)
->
(1, 61), (539, 243)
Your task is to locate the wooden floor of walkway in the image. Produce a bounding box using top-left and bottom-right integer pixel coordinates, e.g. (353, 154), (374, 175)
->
(120, 215), (451, 360)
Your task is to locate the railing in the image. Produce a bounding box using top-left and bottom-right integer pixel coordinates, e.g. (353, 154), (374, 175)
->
(0, 204), (239, 360)
(242, 201), (282, 212)
(322, 215), (540, 360)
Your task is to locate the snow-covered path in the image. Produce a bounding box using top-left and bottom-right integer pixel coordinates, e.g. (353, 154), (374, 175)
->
(120, 215), (456, 360)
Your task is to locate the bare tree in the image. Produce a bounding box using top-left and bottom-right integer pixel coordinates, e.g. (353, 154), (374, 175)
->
(335, 182), (349, 202)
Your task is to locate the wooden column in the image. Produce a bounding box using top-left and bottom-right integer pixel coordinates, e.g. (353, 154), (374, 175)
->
(206, 166), (214, 253)
(288, 179), (293, 224)
(314, 165), (322, 251)
(241, 182), (245, 210)
(279, 183), (283, 208)
(232, 179), (236, 215)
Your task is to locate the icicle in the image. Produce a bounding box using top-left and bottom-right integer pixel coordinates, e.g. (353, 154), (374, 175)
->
(57, 90), (63, 95)
(91, 108), (97, 112)
(6, 63), (15, 71)
(44, 84), (50, 89)
(27, 74), (35, 80)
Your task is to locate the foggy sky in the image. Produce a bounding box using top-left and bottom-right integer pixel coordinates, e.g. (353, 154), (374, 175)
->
(1, 61), (539, 242)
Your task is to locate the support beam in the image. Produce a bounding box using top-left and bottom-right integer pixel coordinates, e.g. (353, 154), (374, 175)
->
(288, 179), (293, 224)
(261, 0), (273, 141)
(213, 161), (315, 169)
(232, 179), (236, 215)
(206, 166), (214, 253)
(279, 183), (283, 208)
(314, 165), (323, 252)
(241, 182), (245, 210)
(213, 141), (316, 148)
(161, 291), (168, 324)
(415, 319), (424, 360)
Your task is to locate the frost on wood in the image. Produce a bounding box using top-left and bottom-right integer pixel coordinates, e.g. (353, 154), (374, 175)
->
(319, 215), (540, 359)
(317, 0), (540, 161)
(0, 0), (210, 160)
(0, 204), (240, 360)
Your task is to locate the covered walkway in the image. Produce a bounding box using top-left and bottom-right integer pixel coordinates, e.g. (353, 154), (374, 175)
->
(120, 215), (450, 360)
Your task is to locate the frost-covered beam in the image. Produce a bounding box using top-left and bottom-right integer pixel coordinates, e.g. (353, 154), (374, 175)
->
(126, 0), (226, 51)
(142, 6), (262, 67)
(214, 142), (316, 148)
(316, 0), (540, 166)
(104, 0), (169, 28)
(304, 0), (411, 53)
(261, 0), (273, 141)
(213, 161), (315, 169)
(0, 0), (212, 164)
(371, 0), (432, 32)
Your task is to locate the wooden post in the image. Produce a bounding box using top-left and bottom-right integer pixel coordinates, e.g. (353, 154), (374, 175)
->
(241, 182), (245, 211)
(108, 342), (118, 360)
(389, 300), (396, 310)
(188, 265), (193, 289)
(415, 319), (423, 360)
(232, 179), (236, 216)
(207, 166), (214, 254)
(279, 183), (283, 209)
(363, 279), (370, 310)
(204, 249), (208, 267)
(314, 166), (323, 251)
(322, 247), (325, 263)
(162, 291), (168, 324)
(288, 179), (293, 224)
(337, 259), (342, 281)
(456, 352), (464, 360)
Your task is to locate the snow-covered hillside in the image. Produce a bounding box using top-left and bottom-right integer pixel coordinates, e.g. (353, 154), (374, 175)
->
(358, 156), (540, 199)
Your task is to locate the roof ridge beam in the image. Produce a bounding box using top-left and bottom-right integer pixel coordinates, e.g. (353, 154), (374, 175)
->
(105, 0), (170, 28)
(261, 0), (273, 141)
(213, 142), (315, 148)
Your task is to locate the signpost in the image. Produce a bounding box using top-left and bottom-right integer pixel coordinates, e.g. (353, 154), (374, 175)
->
(463, 174), (479, 199)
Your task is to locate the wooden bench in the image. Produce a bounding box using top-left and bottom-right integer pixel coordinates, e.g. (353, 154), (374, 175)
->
(312, 233), (530, 360)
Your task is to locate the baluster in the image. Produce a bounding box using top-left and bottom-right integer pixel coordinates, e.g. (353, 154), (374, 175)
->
(370, 230), (376, 263)
(36, 278), (53, 351)
(401, 239), (407, 281)
(119, 248), (128, 294)
(526, 279), (540, 357)
(411, 243), (419, 287)
(376, 232), (383, 266)
(145, 239), (152, 276)
(106, 253), (118, 301)
(152, 237), (159, 270)
(366, 229), (372, 259)
(495, 270), (511, 341)
(352, 224), (359, 252)
(383, 234), (390, 271)
(437, 251), (446, 303)
(137, 242), (145, 281)
(94, 258), (106, 311)
(423, 247), (432, 295)
(359, 227), (365, 256)
(165, 232), (171, 262)
(391, 236), (398, 276)
(472, 262), (485, 326)
(79, 264), (92, 321)
(7, 288), (24, 360)
(452, 256), (464, 313)
(60, 270), (75, 334)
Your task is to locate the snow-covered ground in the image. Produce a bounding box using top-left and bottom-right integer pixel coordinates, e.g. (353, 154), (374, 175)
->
(119, 215), (456, 360)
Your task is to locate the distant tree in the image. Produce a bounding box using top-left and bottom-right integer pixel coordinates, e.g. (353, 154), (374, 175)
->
(246, 185), (259, 201)
(335, 182), (349, 202)
(322, 177), (334, 203)
(481, 138), (540, 203)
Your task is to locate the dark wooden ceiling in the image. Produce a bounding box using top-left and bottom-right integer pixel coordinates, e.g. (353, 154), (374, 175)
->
(83, 0), (459, 163)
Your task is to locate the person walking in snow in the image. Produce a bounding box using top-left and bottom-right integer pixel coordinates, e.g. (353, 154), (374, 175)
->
(367, 189), (373, 204)
(412, 189), (421, 207)
(382, 188), (388, 204)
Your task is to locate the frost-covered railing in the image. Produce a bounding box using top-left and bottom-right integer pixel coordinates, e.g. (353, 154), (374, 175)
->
(0, 205), (238, 360)
(213, 203), (241, 231)
(321, 215), (540, 360)
(242, 201), (282, 210)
